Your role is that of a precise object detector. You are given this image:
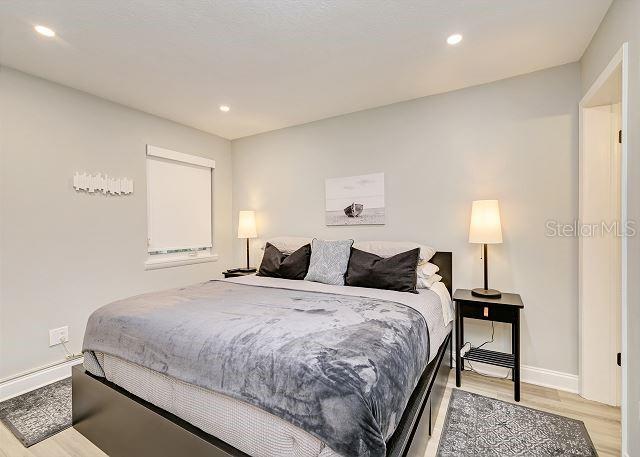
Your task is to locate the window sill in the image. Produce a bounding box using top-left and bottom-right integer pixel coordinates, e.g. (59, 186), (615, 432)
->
(144, 253), (219, 270)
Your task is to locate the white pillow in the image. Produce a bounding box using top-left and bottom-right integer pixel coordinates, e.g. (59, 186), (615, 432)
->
(352, 241), (436, 264)
(417, 273), (442, 289)
(417, 262), (439, 279)
(262, 236), (313, 254)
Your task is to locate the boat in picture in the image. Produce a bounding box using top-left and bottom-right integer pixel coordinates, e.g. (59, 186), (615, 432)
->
(344, 203), (364, 217)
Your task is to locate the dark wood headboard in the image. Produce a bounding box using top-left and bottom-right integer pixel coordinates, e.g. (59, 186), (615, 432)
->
(430, 252), (452, 295)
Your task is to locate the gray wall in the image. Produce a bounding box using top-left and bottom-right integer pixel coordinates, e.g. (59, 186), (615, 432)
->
(0, 67), (233, 379)
(581, 1), (640, 454)
(232, 63), (581, 375)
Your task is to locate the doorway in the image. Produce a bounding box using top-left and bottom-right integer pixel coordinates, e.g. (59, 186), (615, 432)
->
(579, 42), (628, 448)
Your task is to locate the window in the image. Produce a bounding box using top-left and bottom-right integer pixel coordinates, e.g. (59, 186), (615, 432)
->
(145, 145), (217, 269)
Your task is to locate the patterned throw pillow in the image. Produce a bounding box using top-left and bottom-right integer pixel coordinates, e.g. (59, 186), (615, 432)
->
(304, 239), (354, 285)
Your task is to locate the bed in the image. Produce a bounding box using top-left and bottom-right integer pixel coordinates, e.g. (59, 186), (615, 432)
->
(72, 252), (453, 457)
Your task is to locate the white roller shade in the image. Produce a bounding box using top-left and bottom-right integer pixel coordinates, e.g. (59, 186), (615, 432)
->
(146, 152), (213, 252)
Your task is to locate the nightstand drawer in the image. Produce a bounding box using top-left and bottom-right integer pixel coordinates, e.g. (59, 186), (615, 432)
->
(459, 301), (518, 324)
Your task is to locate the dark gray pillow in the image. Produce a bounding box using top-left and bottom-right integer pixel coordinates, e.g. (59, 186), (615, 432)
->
(345, 247), (420, 293)
(257, 242), (311, 280)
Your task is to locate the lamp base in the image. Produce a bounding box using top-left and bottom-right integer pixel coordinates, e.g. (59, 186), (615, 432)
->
(471, 288), (502, 299)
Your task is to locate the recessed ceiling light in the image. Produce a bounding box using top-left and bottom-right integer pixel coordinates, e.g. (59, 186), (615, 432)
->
(34, 25), (56, 38)
(446, 34), (463, 45)
(219, 105), (230, 113)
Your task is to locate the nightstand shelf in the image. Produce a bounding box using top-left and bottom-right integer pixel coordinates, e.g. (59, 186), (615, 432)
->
(463, 347), (515, 368)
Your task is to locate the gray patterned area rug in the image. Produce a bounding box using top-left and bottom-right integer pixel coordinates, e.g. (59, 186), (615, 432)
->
(437, 389), (598, 457)
(0, 377), (71, 447)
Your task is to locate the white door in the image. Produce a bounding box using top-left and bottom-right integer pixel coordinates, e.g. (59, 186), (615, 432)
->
(579, 102), (622, 406)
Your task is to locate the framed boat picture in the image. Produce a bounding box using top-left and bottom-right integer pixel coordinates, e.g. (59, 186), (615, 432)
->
(325, 173), (385, 225)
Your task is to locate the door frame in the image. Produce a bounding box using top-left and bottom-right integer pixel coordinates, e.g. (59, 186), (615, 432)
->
(578, 42), (628, 453)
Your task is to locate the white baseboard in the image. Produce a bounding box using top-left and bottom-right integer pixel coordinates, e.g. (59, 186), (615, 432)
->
(519, 365), (579, 393)
(455, 360), (579, 393)
(0, 358), (83, 402)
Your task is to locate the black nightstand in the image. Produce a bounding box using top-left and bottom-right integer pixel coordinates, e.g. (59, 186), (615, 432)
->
(223, 268), (257, 278)
(453, 289), (524, 401)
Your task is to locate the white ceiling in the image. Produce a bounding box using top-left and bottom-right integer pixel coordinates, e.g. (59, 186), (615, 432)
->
(0, 0), (611, 139)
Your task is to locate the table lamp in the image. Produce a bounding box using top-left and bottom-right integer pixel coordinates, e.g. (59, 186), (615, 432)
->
(469, 200), (503, 298)
(237, 210), (257, 272)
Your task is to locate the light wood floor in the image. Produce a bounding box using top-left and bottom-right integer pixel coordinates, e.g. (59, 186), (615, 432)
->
(0, 370), (620, 457)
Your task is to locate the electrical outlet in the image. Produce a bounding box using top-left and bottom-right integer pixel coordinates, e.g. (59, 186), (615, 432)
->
(49, 326), (69, 347)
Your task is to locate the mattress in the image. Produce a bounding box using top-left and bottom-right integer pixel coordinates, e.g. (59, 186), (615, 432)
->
(83, 277), (451, 457)
(87, 351), (340, 457)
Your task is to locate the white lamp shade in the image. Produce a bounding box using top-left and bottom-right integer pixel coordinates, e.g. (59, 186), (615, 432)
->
(469, 200), (503, 244)
(237, 210), (258, 239)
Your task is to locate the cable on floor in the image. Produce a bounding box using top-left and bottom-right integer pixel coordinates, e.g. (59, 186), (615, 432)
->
(461, 321), (512, 380)
(61, 340), (83, 360)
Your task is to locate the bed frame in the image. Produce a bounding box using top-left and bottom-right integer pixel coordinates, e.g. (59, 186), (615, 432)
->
(72, 252), (453, 457)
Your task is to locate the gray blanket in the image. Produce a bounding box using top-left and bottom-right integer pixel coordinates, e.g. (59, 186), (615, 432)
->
(83, 280), (430, 457)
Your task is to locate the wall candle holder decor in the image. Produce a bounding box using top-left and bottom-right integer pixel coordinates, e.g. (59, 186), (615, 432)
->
(73, 172), (134, 195)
